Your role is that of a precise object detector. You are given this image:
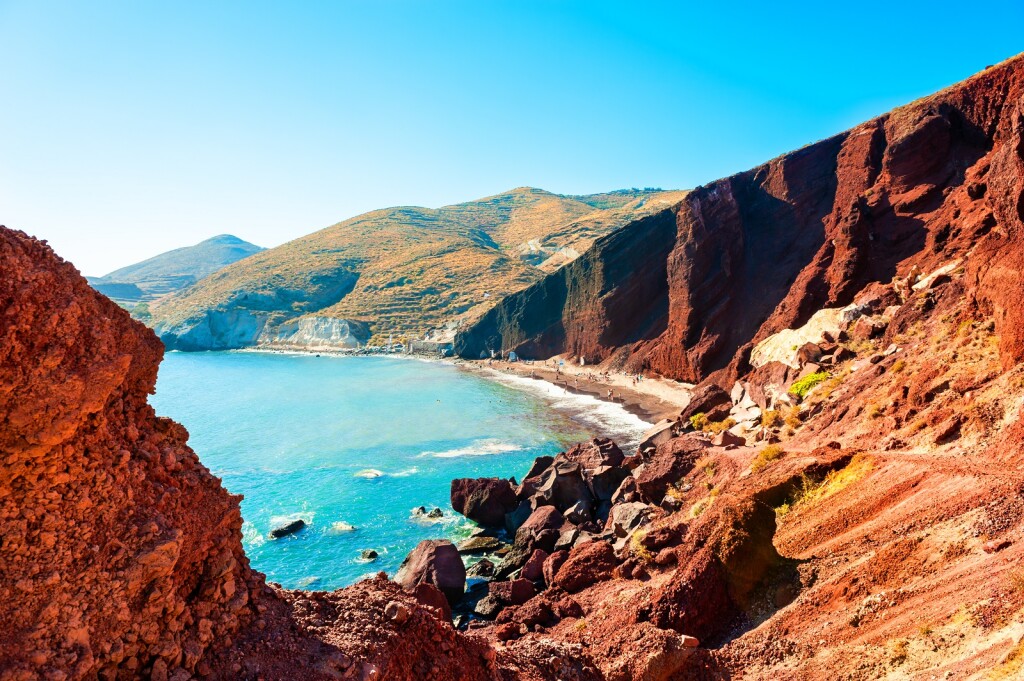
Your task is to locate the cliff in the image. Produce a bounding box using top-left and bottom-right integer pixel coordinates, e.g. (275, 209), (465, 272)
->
(458, 54), (1024, 387)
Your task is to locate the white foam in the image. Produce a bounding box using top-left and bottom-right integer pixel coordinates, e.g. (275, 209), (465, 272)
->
(269, 510), (314, 527)
(419, 438), (524, 458)
(479, 370), (652, 450)
(353, 468), (385, 478)
(327, 521), (357, 534)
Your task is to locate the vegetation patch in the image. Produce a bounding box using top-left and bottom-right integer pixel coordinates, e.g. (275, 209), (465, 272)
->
(775, 454), (874, 519)
(761, 409), (782, 428)
(689, 412), (708, 430)
(630, 531), (655, 564)
(751, 444), (785, 473)
(789, 371), (830, 400)
(704, 418), (736, 435)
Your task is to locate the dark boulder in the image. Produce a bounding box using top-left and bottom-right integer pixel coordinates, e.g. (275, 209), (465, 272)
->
(562, 438), (624, 469)
(269, 519), (305, 539)
(534, 460), (592, 512)
(450, 477), (519, 527)
(466, 558), (495, 578)
(395, 539), (466, 606)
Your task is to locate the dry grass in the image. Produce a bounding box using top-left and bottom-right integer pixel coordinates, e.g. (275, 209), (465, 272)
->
(751, 444), (786, 473)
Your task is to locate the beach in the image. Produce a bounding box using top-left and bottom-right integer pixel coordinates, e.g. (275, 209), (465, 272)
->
(457, 356), (692, 424)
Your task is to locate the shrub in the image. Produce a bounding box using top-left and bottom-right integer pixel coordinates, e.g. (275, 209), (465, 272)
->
(761, 410), (782, 428)
(789, 371), (830, 400)
(784, 405), (803, 429)
(689, 412), (708, 430)
(891, 359), (906, 373)
(630, 531), (655, 564)
(704, 418), (736, 435)
(751, 444), (785, 473)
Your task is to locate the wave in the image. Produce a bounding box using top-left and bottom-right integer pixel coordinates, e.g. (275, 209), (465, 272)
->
(419, 438), (523, 459)
(327, 521), (357, 534)
(353, 468), (385, 478)
(478, 370), (651, 450)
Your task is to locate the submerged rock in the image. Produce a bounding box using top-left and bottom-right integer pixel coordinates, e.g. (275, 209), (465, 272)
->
(270, 519), (306, 539)
(361, 549), (379, 561)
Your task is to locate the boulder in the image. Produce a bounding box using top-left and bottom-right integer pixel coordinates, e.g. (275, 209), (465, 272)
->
(542, 550), (570, 585)
(638, 419), (678, 453)
(466, 558), (495, 578)
(361, 549), (379, 561)
(427, 508), (444, 518)
(412, 583), (451, 622)
(456, 536), (505, 555)
(269, 519), (305, 539)
(634, 434), (709, 503)
(553, 541), (618, 593)
(562, 438), (625, 470)
(586, 464), (631, 502)
(522, 549), (549, 581)
(850, 315), (887, 340)
(474, 595), (503, 619)
(606, 502), (654, 538)
(516, 456), (554, 499)
(504, 500), (533, 535)
(680, 384), (731, 422)
(611, 476), (641, 504)
(712, 431), (746, 448)
(489, 578), (536, 606)
(564, 500), (593, 525)
(395, 539), (466, 606)
(795, 342), (823, 365)
(535, 460), (593, 512)
(450, 477), (519, 527)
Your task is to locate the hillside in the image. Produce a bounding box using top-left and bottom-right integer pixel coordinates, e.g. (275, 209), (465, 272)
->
(87, 234), (263, 304)
(7, 53), (1024, 681)
(148, 187), (687, 350)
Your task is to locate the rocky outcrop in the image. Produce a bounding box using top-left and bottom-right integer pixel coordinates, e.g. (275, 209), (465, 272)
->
(262, 316), (371, 349)
(450, 477), (519, 527)
(0, 227), (259, 679)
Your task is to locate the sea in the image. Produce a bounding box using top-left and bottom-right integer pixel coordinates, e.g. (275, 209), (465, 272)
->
(150, 351), (650, 591)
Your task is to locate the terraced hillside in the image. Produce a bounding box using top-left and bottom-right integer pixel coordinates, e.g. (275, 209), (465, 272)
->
(150, 187), (687, 350)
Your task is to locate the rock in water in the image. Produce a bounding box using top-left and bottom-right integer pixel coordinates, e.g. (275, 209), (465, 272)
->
(427, 507), (444, 518)
(395, 539), (466, 606)
(361, 549), (379, 561)
(450, 477), (519, 527)
(270, 519), (306, 538)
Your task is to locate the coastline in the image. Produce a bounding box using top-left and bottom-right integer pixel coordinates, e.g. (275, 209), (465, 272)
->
(457, 357), (691, 424)
(230, 345), (685, 444)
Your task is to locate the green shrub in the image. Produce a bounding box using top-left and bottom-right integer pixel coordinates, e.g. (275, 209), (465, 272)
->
(704, 418), (736, 435)
(789, 371), (830, 400)
(689, 412), (708, 430)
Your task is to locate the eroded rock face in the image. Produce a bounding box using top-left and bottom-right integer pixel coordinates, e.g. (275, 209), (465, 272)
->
(457, 56), (1024, 387)
(0, 227), (258, 679)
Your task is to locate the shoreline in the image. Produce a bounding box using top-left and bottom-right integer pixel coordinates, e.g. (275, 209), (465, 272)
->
(458, 358), (691, 424)
(228, 345), (684, 441)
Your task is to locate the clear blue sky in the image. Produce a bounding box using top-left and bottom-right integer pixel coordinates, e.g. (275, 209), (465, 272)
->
(2, 1), (1022, 276)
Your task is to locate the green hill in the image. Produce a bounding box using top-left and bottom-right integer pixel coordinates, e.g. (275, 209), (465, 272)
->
(88, 234), (264, 304)
(149, 187), (687, 350)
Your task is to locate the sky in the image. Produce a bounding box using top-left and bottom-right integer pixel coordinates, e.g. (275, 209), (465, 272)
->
(1, 2), (1022, 276)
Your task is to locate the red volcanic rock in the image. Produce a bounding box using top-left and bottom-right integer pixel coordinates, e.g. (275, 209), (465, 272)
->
(457, 57), (1024, 390)
(450, 477), (519, 527)
(534, 460), (592, 512)
(542, 550), (570, 586)
(412, 583), (452, 622)
(562, 437), (625, 469)
(522, 548), (549, 581)
(553, 541), (618, 593)
(518, 505), (566, 537)
(0, 228), (259, 678)
(679, 384), (732, 422)
(394, 540), (466, 606)
(634, 434), (709, 502)
(489, 578), (537, 606)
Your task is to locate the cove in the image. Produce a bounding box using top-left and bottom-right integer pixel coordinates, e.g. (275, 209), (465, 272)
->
(151, 351), (650, 591)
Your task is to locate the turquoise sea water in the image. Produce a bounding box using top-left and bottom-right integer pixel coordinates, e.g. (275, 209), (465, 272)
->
(151, 352), (649, 591)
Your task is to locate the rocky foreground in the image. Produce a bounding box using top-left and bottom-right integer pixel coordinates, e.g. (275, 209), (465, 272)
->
(5, 53), (1024, 680)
